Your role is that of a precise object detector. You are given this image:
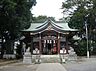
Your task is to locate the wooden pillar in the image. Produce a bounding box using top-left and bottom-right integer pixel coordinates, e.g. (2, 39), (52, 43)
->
(65, 36), (69, 54)
(39, 33), (42, 54)
(58, 33), (60, 54)
(30, 35), (33, 54)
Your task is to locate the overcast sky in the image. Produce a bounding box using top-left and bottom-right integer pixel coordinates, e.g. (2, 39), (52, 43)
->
(31, 0), (64, 21)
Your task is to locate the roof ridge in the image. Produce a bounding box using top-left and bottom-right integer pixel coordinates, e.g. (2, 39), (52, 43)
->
(50, 20), (63, 29)
(35, 20), (48, 29)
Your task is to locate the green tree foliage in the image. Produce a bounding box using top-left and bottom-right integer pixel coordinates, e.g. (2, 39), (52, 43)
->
(62, 0), (96, 56)
(0, 0), (36, 37)
(62, 0), (96, 30)
(74, 40), (87, 56)
(33, 15), (48, 23)
(62, 0), (90, 29)
(0, 0), (36, 58)
(33, 15), (56, 23)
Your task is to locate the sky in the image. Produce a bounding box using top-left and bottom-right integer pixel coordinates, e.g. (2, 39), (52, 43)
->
(31, 0), (64, 21)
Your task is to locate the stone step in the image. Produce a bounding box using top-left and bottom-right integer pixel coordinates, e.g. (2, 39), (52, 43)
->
(41, 57), (60, 63)
(41, 55), (59, 58)
(31, 54), (77, 63)
(40, 55), (60, 63)
(31, 55), (60, 63)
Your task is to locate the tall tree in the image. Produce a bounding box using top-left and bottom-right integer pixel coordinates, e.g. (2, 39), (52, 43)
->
(0, 0), (36, 58)
(32, 15), (56, 23)
(62, 0), (96, 55)
(62, 0), (91, 29)
(33, 15), (48, 23)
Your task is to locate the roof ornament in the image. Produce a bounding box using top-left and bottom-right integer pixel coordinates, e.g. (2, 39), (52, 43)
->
(48, 24), (52, 31)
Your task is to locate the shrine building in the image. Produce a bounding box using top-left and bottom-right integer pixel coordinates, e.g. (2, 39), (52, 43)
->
(22, 18), (78, 55)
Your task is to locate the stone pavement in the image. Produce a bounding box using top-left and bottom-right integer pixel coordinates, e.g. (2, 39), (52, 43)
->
(36, 63), (67, 71)
(62, 57), (96, 71)
(0, 59), (21, 66)
(0, 62), (39, 71)
(1, 57), (96, 71)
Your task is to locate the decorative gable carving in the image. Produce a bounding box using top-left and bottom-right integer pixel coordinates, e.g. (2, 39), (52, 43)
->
(47, 24), (52, 31)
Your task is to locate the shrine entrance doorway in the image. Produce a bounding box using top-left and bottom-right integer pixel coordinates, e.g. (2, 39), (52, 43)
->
(47, 43), (51, 51)
(42, 39), (58, 55)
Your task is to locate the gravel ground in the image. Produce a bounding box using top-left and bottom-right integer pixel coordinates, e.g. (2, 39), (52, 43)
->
(0, 62), (39, 71)
(36, 63), (67, 71)
(62, 57), (96, 71)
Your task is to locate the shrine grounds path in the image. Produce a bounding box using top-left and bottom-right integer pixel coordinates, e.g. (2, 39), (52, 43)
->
(36, 63), (67, 71)
(63, 57), (96, 71)
(0, 63), (67, 71)
(1, 57), (96, 71)
(0, 62), (39, 71)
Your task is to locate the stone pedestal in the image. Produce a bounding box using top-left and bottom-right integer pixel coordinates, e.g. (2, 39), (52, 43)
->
(23, 47), (32, 64)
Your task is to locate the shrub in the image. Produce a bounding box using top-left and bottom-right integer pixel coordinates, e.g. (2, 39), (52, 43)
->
(74, 40), (87, 56)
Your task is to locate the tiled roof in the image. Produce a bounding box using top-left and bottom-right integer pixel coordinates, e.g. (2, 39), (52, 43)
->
(22, 19), (78, 33)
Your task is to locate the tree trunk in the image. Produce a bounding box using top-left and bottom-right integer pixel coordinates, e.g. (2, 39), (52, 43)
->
(0, 31), (4, 59)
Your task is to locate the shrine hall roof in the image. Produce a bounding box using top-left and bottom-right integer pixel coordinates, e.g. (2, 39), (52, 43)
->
(22, 19), (78, 33)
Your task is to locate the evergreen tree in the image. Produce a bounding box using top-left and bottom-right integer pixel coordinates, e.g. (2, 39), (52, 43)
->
(62, 0), (96, 55)
(0, 0), (36, 58)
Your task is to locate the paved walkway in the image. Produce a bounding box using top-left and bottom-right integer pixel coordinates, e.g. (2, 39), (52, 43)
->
(36, 63), (67, 71)
(0, 59), (20, 66)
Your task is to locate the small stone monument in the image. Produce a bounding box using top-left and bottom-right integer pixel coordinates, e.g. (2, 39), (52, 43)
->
(35, 48), (41, 64)
(23, 47), (32, 64)
(60, 48), (66, 63)
(68, 46), (77, 61)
